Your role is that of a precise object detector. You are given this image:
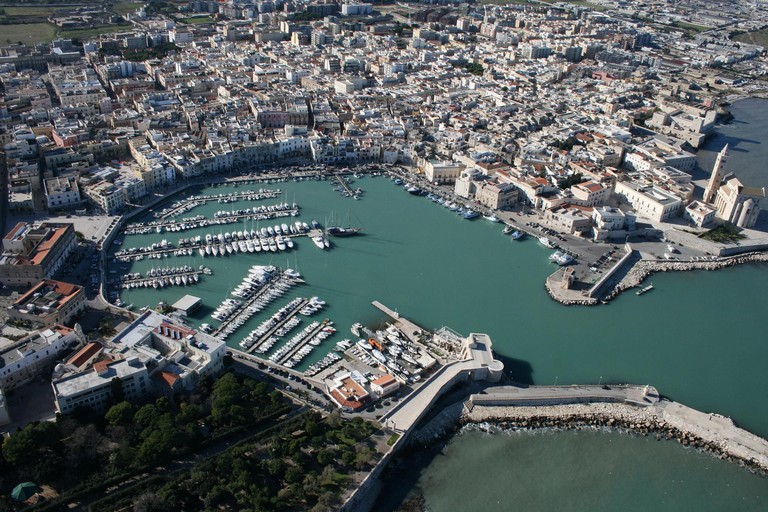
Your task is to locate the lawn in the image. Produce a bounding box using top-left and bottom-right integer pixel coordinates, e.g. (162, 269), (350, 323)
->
(180, 16), (214, 24)
(2, 6), (58, 16)
(732, 28), (768, 48)
(0, 22), (57, 44)
(60, 23), (134, 40)
(112, 1), (145, 15)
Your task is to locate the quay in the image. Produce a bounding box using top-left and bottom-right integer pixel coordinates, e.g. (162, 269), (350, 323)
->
(276, 320), (330, 365)
(246, 298), (310, 354)
(371, 301), (425, 341)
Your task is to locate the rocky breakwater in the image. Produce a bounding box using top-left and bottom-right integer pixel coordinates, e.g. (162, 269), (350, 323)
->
(603, 252), (768, 303)
(463, 401), (768, 474)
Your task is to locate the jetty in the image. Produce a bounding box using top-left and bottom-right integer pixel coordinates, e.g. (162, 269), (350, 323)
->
(276, 320), (329, 365)
(335, 174), (360, 198)
(211, 273), (298, 337)
(246, 299), (310, 354)
(157, 190), (282, 219)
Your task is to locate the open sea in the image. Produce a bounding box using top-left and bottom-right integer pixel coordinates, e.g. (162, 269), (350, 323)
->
(112, 99), (768, 509)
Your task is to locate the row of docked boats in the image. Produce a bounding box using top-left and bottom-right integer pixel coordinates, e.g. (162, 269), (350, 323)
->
(502, 225), (525, 239)
(423, 191), (482, 219)
(266, 320), (322, 364)
(124, 202), (298, 235)
(213, 203), (298, 219)
(153, 189), (281, 219)
(549, 250), (575, 266)
(282, 323), (337, 369)
(241, 297), (306, 351)
(119, 265), (210, 289)
(304, 352), (342, 377)
(213, 268), (302, 339)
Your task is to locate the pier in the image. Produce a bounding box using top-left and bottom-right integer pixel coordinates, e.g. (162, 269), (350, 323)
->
(371, 301), (425, 341)
(157, 190), (282, 219)
(211, 273), (298, 337)
(276, 320), (329, 365)
(335, 174), (360, 198)
(247, 299), (310, 354)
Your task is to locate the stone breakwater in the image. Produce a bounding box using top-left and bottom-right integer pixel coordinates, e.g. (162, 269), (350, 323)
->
(606, 252), (768, 300)
(461, 402), (768, 474)
(546, 251), (768, 306)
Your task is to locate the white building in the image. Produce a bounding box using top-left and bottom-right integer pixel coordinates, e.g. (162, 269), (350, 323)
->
(45, 176), (82, 210)
(714, 176), (764, 228)
(614, 181), (684, 222)
(53, 357), (149, 415)
(684, 200), (716, 228)
(1, 324), (84, 391)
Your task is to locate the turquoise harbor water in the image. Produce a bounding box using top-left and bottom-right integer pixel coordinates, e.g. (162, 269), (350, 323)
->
(116, 176), (768, 436)
(112, 99), (768, 508)
(376, 429), (767, 512)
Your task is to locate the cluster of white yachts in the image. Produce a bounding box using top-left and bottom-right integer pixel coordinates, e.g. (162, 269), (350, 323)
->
(196, 222), (305, 256)
(239, 296), (326, 353)
(272, 321), (338, 369)
(347, 324), (424, 383)
(211, 266), (302, 340)
(119, 265), (212, 289)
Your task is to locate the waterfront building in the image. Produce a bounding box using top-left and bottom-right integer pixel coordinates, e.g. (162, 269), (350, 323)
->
(8, 279), (86, 328)
(422, 160), (465, 185)
(0, 324), (84, 391)
(475, 181), (519, 210)
(713, 176), (765, 229)
(684, 200), (717, 228)
(52, 311), (226, 415)
(327, 371), (372, 412)
(545, 204), (594, 234)
(371, 374), (400, 398)
(0, 222), (76, 288)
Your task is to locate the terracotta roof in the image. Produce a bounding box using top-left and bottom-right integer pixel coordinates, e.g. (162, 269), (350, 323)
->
(157, 371), (181, 387)
(372, 374), (397, 387)
(67, 341), (103, 369)
(31, 227), (68, 265)
(3, 222), (26, 240)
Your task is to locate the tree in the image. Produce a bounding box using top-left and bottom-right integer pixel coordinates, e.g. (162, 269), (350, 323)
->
(106, 401), (136, 426)
(316, 449), (334, 466)
(110, 377), (125, 404)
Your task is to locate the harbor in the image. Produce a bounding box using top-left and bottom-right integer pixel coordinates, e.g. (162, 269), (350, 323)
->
(110, 174), (768, 440)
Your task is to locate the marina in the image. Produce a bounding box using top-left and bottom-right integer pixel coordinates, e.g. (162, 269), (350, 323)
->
(111, 176), (768, 440)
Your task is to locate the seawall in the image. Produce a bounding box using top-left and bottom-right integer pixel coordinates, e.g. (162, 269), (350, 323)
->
(461, 400), (768, 473)
(546, 251), (768, 306)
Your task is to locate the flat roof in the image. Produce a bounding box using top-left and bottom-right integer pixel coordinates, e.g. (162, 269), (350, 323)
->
(172, 295), (202, 312)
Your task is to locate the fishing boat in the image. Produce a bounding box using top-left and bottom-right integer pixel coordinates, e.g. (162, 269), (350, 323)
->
(483, 214), (500, 222)
(538, 236), (557, 249)
(636, 284), (654, 296)
(503, 225), (514, 235)
(462, 209), (480, 220)
(510, 230), (524, 240)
